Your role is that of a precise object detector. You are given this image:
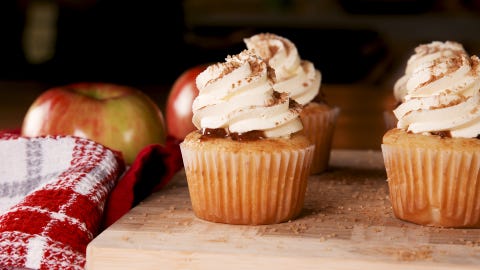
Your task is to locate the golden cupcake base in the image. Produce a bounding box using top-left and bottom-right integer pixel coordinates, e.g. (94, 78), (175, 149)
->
(382, 128), (480, 228)
(180, 131), (315, 225)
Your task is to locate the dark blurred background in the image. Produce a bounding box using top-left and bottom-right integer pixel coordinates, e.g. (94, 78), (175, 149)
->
(1, 0), (480, 148)
(1, 0), (480, 87)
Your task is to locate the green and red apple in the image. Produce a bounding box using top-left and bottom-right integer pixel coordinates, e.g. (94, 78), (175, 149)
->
(21, 82), (166, 164)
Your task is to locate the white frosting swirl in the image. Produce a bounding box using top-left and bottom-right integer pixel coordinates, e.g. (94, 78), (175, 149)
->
(394, 45), (480, 138)
(244, 33), (320, 105)
(192, 50), (303, 138)
(394, 41), (467, 102)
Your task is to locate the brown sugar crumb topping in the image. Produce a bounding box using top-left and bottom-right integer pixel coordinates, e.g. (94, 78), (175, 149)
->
(210, 51), (272, 89)
(447, 54), (465, 72)
(258, 33), (291, 57)
(271, 91), (300, 113)
(289, 98), (302, 113)
(394, 246), (433, 262)
(268, 45), (279, 58)
(248, 59), (262, 75)
(469, 56), (480, 76)
(266, 65), (276, 83)
(272, 90), (285, 101)
(256, 33), (292, 56)
(206, 60), (241, 87)
(221, 60), (241, 77)
(419, 55), (465, 88)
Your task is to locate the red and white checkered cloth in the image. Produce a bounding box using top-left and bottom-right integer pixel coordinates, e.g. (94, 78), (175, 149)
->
(0, 130), (183, 270)
(0, 133), (125, 270)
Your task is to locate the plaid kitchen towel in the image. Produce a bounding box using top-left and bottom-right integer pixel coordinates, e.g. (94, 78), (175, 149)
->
(0, 133), (125, 270)
(0, 130), (184, 231)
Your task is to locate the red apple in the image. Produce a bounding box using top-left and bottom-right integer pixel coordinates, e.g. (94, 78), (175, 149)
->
(166, 64), (207, 140)
(21, 82), (166, 164)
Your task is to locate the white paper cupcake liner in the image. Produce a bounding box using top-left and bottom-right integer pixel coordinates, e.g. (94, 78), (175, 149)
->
(180, 143), (315, 225)
(301, 106), (339, 174)
(382, 144), (480, 228)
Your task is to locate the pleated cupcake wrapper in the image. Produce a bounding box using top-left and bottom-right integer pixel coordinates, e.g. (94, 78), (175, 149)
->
(301, 107), (339, 174)
(382, 144), (480, 228)
(180, 144), (315, 225)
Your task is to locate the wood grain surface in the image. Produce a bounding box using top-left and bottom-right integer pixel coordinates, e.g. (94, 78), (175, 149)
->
(86, 150), (480, 270)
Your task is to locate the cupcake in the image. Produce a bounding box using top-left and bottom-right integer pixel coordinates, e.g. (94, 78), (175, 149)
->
(385, 41), (468, 130)
(244, 33), (339, 174)
(180, 50), (315, 225)
(382, 41), (480, 228)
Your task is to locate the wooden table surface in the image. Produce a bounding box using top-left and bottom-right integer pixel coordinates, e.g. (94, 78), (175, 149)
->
(0, 81), (396, 150)
(86, 150), (480, 270)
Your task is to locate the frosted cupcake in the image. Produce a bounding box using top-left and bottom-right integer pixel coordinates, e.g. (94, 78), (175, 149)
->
(385, 41), (468, 130)
(180, 50), (315, 225)
(382, 43), (480, 228)
(244, 33), (339, 174)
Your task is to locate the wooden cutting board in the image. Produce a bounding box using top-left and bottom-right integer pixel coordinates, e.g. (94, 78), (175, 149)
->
(86, 150), (480, 270)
